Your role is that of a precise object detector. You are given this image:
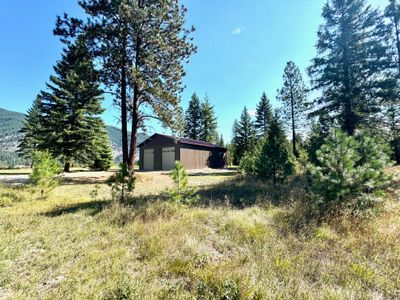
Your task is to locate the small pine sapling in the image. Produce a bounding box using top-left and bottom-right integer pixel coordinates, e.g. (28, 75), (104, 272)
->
(308, 129), (392, 218)
(168, 161), (198, 205)
(30, 151), (61, 199)
(108, 163), (136, 203)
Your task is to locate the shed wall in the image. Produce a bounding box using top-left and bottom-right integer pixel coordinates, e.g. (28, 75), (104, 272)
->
(139, 135), (178, 170)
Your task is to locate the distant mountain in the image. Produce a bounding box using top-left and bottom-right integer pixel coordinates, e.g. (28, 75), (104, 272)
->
(0, 107), (147, 167)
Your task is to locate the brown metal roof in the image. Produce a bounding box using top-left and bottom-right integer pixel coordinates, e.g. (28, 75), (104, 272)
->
(138, 133), (226, 150)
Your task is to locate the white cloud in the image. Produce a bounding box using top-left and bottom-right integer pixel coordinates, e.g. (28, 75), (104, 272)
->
(232, 26), (245, 35)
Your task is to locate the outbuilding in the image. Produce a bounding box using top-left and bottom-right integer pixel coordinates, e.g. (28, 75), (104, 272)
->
(138, 133), (227, 171)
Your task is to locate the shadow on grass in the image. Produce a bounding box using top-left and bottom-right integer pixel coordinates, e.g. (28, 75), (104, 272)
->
(188, 171), (239, 177)
(43, 200), (111, 217)
(42, 194), (166, 218)
(60, 176), (111, 185)
(196, 174), (309, 208)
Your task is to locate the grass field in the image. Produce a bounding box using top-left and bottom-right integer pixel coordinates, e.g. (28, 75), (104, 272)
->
(0, 170), (400, 299)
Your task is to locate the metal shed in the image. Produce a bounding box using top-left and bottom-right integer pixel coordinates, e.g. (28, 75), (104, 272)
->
(138, 133), (227, 171)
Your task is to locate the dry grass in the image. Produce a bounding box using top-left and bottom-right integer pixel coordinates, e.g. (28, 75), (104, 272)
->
(0, 170), (400, 299)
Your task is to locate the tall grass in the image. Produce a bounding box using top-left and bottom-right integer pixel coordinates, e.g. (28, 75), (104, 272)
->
(0, 172), (399, 299)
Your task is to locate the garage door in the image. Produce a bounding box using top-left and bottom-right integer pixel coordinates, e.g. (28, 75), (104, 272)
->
(143, 149), (154, 171)
(162, 147), (176, 170)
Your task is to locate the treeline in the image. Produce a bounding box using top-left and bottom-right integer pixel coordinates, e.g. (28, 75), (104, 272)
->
(231, 0), (400, 166)
(227, 0), (400, 218)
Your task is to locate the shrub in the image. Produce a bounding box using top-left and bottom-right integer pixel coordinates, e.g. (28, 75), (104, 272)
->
(168, 161), (198, 205)
(30, 150), (61, 199)
(108, 163), (136, 203)
(308, 129), (392, 218)
(239, 146), (260, 176)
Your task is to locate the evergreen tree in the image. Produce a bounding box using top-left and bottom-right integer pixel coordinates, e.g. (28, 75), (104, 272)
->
(306, 117), (331, 165)
(184, 93), (202, 140)
(385, 0), (400, 163)
(386, 0), (400, 74)
(91, 127), (113, 171)
(308, 0), (393, 135)
(234, 107), (256, 163)
(308, 129), (391, 218)
(30, 150), (61, 200)
(39, 38), (110, 172)
(256, 113), (293, 186)
(217, 134), (225, 147)
(200, 97), (218, 143)
(55, 0), (197, 169)
(231, 119), (240, 165)
(18, 96), (44, 163)
(254, 92), (273, 138)
(277, 61), (307, 158)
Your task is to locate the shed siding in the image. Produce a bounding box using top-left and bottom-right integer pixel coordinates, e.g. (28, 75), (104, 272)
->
(180, 148), (211, 170)
(139, 134), (227, 170)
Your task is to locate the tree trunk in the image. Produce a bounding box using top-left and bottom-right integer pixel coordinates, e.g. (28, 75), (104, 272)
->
(341, 15), (355, 136)
(128, 30), (142, 171)
(395, 21), (400, 75)
(121, 56), (129, 166)
(128, 96), (139, 171)
(290, 87), (298, 158)
(64, 161), (70, 173)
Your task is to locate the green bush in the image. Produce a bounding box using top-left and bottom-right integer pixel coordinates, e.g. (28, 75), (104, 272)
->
(30, 151), (61, 199)
(308, 129), (392, 218)
(239, 146), (260, 176)
(168, 161), (198, 205)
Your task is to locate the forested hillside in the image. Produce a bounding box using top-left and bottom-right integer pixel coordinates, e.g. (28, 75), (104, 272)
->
(0, 108), (146, 167)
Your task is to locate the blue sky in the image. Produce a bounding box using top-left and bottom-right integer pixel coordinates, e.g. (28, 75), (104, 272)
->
(0, 0), (386, 141)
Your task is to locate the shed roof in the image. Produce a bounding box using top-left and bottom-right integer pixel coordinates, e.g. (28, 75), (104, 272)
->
(138, 133), (226, 150)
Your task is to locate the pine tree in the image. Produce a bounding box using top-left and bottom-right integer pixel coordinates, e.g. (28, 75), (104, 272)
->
(217, 134), (225, 147)
(234, 107), (256, 163)
(91, 127), (113, 171)
(256, 113), (293, 186)
(231, 119), (240, 165)
(306, 117), (331, 165)
(55, 0), (197, 170)
(277, 61), (307, 158)
(308, 129), (391, 217)
(200, 97), (218, 143)
(254, 92), (273, 138)
(39, 38), (110, 172)
(18, 96), (44, 163)
(308, 0), (393, 135)
(386, 0), (400, 74)
(30, 150), (61, 200)
(385, 0), (400, 163)
(184, 93), (202, 140)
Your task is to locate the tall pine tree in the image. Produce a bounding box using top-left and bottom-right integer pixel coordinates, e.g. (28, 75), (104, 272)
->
(386, 0), (400, 74)
(256, 112), (293, 186)
(277, 61), (307, 158)
(254, 92), (273, 138)
(233, 107), (256, 163)
(55, 0), (197, 170)
(308, 0), (392, 135)
(385, 0), (400, 163)
(39, 38), (112, 172)
(184, 93), (202, 140)
(200, 97), (218, 143)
